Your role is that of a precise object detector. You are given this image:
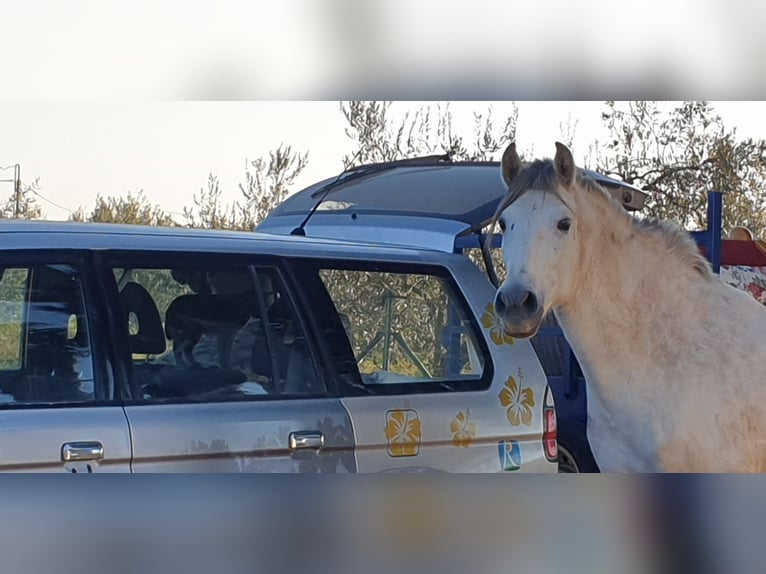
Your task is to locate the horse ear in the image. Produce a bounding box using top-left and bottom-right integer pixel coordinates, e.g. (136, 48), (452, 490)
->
(554, 142), (576, 187)
(501, 142), (523, 187)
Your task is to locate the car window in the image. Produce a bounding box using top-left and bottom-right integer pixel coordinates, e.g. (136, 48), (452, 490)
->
(0, 264), (95, 405)
(111, 261), (324, 402)
(317, 266), (488, 393)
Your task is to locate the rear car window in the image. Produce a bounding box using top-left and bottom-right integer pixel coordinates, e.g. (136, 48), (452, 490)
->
(298, 261), (491, 395)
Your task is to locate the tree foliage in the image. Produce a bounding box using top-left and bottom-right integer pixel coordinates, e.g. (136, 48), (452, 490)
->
(185, 145), (309, 231)
(71, 191), (176, 226)
(1, 178), (43, 220)
(238, 144), (309, 228)
(183, 175), (241, 230)
(590, 101), (766, 236)
(340, 101), (518, 167)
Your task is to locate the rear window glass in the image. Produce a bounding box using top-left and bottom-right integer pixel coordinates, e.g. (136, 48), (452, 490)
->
(317, 266), (489, 394)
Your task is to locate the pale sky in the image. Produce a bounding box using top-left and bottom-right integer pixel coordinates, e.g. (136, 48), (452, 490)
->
(0, 101), (763, 222)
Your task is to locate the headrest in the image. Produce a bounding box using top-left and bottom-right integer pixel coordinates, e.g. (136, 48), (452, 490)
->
(119, 282), (167, 355)
(165, 292), (256, 340)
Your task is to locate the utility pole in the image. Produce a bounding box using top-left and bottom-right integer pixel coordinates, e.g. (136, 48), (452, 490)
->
(0, 164), (20, 218)
(13, 164), (20, 219)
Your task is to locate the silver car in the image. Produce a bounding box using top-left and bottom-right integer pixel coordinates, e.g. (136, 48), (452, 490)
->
(0, 157), (560, 473)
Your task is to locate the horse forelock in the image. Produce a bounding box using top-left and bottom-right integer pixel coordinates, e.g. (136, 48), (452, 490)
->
(491, 158), (714, 280)
(488, 160), (560, 246)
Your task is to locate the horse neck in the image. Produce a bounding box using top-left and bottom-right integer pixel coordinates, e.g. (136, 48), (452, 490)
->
(556, 194), (711, 377)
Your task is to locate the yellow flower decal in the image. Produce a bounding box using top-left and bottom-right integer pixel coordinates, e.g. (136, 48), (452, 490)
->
(384, 409), (422, 457)
(498, 370), (535, 426)
(450, 409), (477, 448)
(481, 303), (515, 346)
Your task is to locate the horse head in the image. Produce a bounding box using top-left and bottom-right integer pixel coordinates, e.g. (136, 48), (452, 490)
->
(492, 142), (583, 338)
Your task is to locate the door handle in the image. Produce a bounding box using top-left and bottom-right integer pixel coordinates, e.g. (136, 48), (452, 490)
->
(61, 442), (104, 462)
(289, 431), (324, 451)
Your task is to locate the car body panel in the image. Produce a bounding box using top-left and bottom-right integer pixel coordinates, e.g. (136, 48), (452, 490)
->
(0, 407), (131, 472)
(125, 399), (355, 473)
(338, 257), (554, 473)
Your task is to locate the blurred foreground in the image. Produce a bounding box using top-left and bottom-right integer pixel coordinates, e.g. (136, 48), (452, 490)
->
(0, 0), (763, 100)
(0, 475), (759, 574)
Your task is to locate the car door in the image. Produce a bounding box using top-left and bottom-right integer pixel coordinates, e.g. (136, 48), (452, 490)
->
(291, 257), (549, 473)
(0, 253), (131, 472)
(103, 252), (355, 472)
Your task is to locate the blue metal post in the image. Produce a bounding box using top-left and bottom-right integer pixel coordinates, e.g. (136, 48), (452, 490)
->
(708, 191), (723, 274)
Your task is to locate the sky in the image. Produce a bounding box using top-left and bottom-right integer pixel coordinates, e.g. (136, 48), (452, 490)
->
(1, 101), (765, 222)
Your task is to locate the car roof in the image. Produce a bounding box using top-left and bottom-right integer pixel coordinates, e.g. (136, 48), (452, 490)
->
(0, 219), (441, 261)
(257, 157), (648, 252)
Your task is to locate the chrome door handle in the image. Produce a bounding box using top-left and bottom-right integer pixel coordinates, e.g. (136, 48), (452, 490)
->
(289, 431), (324, 451)
(61, 442), (104, 462)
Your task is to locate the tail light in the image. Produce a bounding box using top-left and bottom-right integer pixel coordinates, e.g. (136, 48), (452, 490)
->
(542, 386), (558, 462)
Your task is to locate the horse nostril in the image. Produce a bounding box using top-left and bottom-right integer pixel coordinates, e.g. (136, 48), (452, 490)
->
(520, 291), (539, 314)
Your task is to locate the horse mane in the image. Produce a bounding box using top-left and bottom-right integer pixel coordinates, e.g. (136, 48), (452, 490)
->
(491, 158), (714, 280)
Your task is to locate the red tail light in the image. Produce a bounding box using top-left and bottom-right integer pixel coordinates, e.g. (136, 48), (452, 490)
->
(542, 386), (558, 462)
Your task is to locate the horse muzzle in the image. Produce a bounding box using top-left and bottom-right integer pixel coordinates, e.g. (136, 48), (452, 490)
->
(494, 285), (544, 339)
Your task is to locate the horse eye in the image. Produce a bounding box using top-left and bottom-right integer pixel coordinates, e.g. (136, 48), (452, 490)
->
(557, 218), (571, 232)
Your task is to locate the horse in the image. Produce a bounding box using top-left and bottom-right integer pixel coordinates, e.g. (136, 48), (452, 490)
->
(489, 141), (766, 472)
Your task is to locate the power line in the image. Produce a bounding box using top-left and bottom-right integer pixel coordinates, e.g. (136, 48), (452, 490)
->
(0, 163), (74, 214)
(1, 164), (187, 220)
(28, 188), (74, 213)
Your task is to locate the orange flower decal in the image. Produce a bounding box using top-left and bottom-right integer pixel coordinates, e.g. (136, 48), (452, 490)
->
(384, 409), (422, 457)
(481, 303), (515, 346)
(498, 370), (535, 426)
(450, 410), (477, 448)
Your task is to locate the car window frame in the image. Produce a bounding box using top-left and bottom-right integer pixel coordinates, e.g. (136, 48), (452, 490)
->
(98, 250), (333, 405)
(287, 257), (494, 397)
(0, 249), (115, 408)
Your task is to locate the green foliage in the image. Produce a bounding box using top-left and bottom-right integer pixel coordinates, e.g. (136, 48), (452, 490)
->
(186, 145), (309, 231)
(184, 145), (308, 231)
(0, 179), (43, 220)
(340, 101), (518, 167)
(183, 175), (242, 230)
(320, 269), (478, 379)
(590, 101), (766, 236)
(238, 144), (309, 228)
(0, 269), (29, 369)
(71, 191), (176, 226)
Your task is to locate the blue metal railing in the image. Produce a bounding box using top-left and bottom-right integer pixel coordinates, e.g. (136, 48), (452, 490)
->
(690, 191), (723, 274)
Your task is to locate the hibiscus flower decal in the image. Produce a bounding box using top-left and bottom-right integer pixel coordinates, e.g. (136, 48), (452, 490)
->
(450, 410), (477, 448)
(498, 370), (535, 426)
(384, 409), (422, 457)
(481, 303), (515, 346)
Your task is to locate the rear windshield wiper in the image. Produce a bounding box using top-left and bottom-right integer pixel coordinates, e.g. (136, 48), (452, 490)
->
(290, 153), (452, 237)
